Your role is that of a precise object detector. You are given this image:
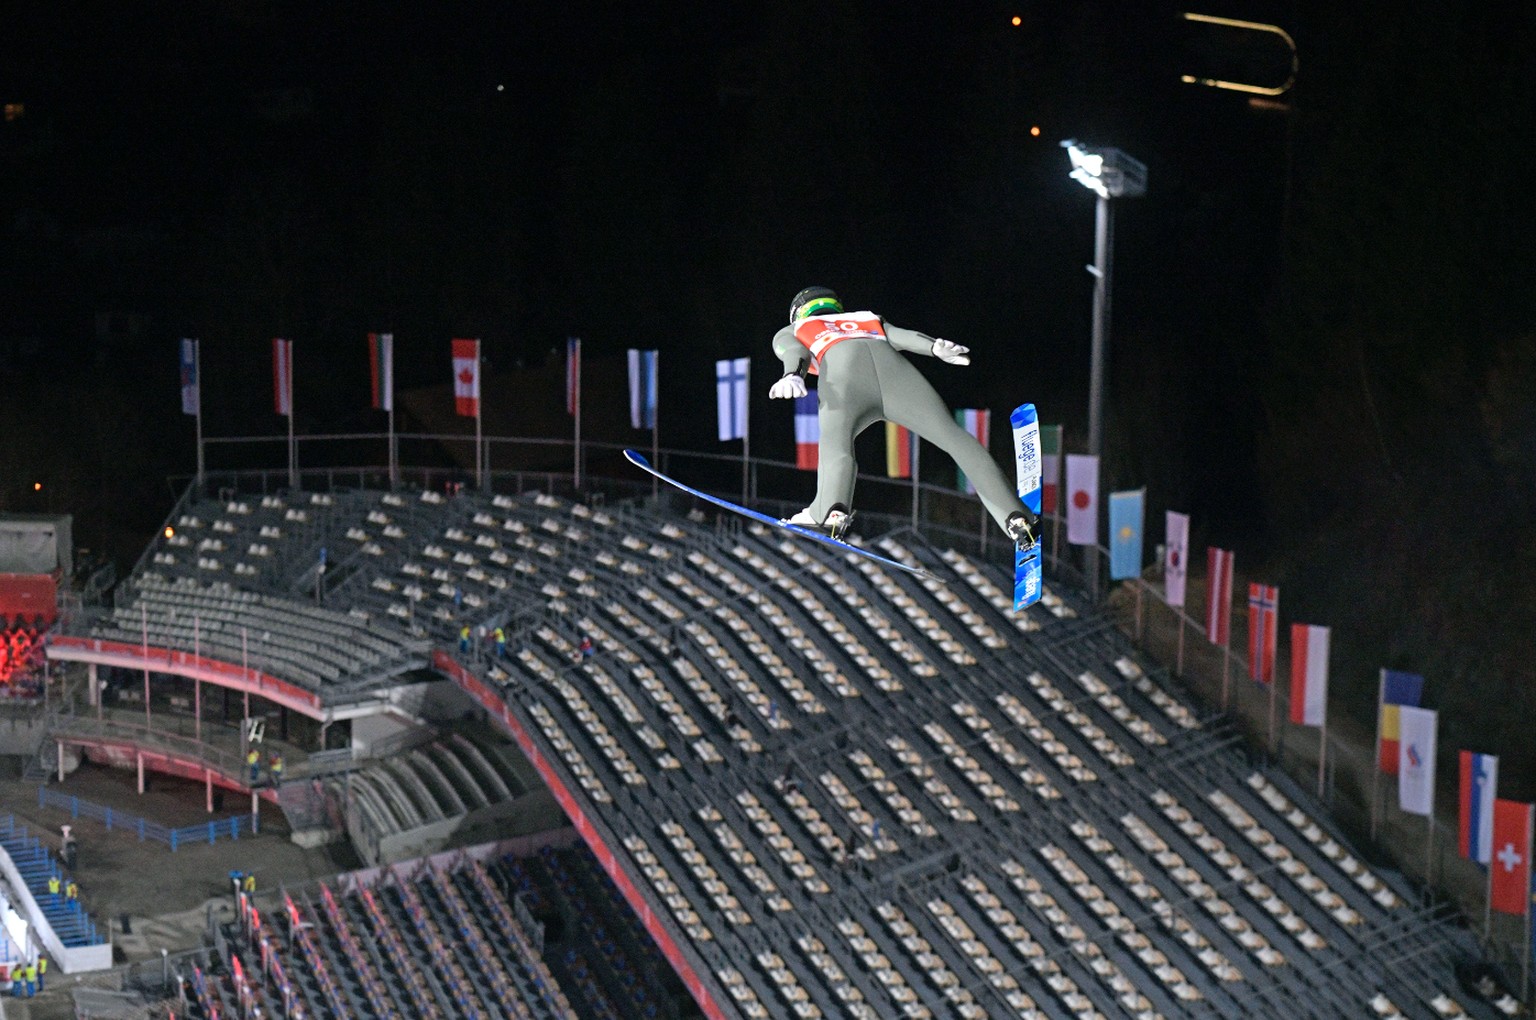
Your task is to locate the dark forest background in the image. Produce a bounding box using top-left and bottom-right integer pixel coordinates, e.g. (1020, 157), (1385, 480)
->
(1, 2), (1533, 786)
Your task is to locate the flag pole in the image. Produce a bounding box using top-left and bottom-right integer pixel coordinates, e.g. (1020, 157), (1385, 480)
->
(651, 351), (660, 500)
(573, 338), (582, 492)
(193, 340), (205, 490)
(1221, 638), (1231, 712)
(387, 338), (398, 487)
(1484, 835), (1495, 942)
(476, 343), (485, 491)
(741, 361), (751, 506)
(1425, 813), (1435, 888)
(1175, 612), (1185, 676)
(1370, 668), (1385, 841)
(1267, 666), (1278, 756)
(193, 613), (201, 746)
(287, 345), (297, 489)
(1317, 716), (1327, 801)
(910, 439), (921, 534)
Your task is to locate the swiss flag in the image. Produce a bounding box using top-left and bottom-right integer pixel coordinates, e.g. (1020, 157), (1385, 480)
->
(452, 338), (480, 417)
(1490, 799), (1534, 916)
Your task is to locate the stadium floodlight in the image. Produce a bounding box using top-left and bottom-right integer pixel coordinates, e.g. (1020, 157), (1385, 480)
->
(1062, 140), (1146, 598)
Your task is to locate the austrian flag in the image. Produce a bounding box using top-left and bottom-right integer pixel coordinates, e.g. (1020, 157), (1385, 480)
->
(452, 338), (480, 417)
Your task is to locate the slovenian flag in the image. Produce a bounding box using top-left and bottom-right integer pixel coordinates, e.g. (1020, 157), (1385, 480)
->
(1039, 424), (1062, 515)
(885, 422), (913, 479)
(452, 338), (480, 417)
(955, 409), (989, 492)
(1164, 511), (1189, 607)
(1205, 547), (1234, 645)
(794, 393), (819, 469)
(1288, 623), (1329, 727)
(180, 338), (199, 416)
(627, 349), (658, 429)
(566, 337), (581, 416)
(368, 332), (393, 412)
(1247, 583), (1279, 683)
(716, 357), (749, 441)
(1378, 669), (1424, 775)
(1108, 489), (1144, 581)
(272, 338), (293, 417)
(1459, 750), (1498, 864)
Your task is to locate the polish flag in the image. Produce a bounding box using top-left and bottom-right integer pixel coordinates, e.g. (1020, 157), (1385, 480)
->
(1247, 583), (1279, 683)
(272, 338), (293, 417)
(1205, 547), (1234, 645)
(794, 393), (819, 470)
(1288, 623), (1329, 726)
(1064, 454), (1098, 546)
(1489, 799), (1533, 916)
(1164, 511), (1189, 607)
(452, 338), (480, 417)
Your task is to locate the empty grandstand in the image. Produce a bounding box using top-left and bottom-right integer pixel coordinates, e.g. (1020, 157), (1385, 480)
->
(32, 470), (1513, 1017)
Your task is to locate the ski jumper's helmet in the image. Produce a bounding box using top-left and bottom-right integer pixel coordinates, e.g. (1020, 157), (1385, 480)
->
(790, 286), (843, 323)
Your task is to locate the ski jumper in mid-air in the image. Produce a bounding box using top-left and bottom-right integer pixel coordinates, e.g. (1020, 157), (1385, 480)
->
(769, 286), (1039, 548)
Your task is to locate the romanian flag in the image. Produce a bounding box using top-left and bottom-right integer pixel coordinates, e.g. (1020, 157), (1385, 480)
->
(885, 422), (914, 478)
(794, 393), (819, 470)
(1377, 669), (1424, 775)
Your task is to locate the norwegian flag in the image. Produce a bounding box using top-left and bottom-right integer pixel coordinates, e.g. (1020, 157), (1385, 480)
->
(955, 408), (989, 492)
(451, 338), (480, 417)
(566, 337), (581, 416)
(1247, 583), (1279, 683)
(1205, 547), (1234, 645)
(272, 338), (293, 417)
(794, 393), (819, 470)
(368, 332), (393, 412)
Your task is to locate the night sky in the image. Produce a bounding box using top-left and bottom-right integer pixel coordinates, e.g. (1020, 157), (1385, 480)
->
(5, 2), (1535, 772)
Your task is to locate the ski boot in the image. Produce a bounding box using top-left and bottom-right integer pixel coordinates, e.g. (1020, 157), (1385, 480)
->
(783, 503), (855, 541)
(1005, 510), (1040, 550)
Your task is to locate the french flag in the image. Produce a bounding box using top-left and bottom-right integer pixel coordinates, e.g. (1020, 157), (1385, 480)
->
(1459, 750), (1498, 864)
(794, 393), (819, 469)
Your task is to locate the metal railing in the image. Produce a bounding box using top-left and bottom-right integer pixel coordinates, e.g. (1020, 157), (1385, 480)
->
(36, 786), (255, 851)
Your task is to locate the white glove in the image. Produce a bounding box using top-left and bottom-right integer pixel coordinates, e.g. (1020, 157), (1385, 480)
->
(768, 373), (807, 399)
(932, 339), (971, 366)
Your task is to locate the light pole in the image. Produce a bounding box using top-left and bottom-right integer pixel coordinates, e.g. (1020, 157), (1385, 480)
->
(1063, 139), (1146, 598)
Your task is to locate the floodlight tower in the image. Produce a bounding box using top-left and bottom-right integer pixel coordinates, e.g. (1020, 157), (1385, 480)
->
(1063, 140), (1146, 598)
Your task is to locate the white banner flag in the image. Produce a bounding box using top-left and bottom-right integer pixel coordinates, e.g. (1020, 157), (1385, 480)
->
(1398, 706), (1438, 817)
(1164, 511), (1189, 607)
(1064, 454), (1099, 546)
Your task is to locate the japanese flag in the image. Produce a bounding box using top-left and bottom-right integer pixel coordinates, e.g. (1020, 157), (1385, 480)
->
(1064, 454), (1098, 546)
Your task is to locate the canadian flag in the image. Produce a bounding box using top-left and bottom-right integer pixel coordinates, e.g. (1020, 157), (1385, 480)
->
(1064, 454), (1098, 546)
(452, 338), (480, 417)
(1490, 799), (1533, 916)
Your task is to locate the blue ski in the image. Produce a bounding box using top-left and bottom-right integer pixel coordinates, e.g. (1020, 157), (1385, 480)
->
(1011, 404), (1044, 611)
(622, 449), (943, 581)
